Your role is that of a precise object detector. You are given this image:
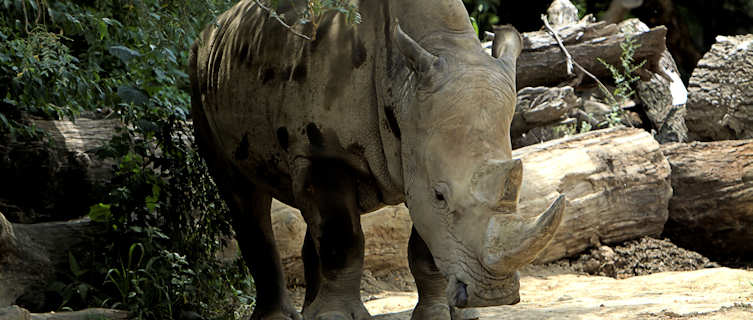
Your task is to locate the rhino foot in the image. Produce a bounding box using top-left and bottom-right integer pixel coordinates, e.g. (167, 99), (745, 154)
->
(302, 298), (370, 320)
(451, 307), (480, 320)
(410, 303), (451, 320)
(250, 305), (302, 320)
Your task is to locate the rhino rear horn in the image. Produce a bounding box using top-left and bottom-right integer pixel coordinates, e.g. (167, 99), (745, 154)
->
(394, 22), (437, 74)
(491, 25), (522, 61)
(471, 159), (523, 211)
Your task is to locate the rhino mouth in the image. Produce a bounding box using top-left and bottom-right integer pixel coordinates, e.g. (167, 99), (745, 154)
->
(447, 271), (521, 307)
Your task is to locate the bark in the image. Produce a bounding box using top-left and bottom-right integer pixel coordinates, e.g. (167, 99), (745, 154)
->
(0, 212), (104, 307)
(513, 127), (672, 263)
(516, 20), (667, 89)
(661, 140), (753, 259)
(511, 86), (581, 139)
(685, 35), (753, 141)
(0, 306), (128, 320)
(270, 201), (412, 287)
(0, 119), (119, 223)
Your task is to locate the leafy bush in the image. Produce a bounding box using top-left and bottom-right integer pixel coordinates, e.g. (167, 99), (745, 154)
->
(598, 34), (645, 128)
(1, 0), (259, 318)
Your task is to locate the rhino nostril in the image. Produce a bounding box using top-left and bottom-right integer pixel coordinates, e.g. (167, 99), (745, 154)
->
(453, 280), (469, 307)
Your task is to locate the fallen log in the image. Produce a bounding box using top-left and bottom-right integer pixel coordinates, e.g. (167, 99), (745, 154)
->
(271, 127), (672, 275)
(516, 20), (667, 89)
(0, 118), (118, 223)
(511, 86), (580, 139)
(514, 127), (672, 263)
(0, 305), (129, 320)
(0, 212), (104, 307)
(271, 202), (412, 287)
(685, 34), (753, 141)
(661, 140), (753, 259)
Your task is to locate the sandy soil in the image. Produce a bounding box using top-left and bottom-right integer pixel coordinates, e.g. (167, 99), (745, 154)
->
(289, 237), (753, 319)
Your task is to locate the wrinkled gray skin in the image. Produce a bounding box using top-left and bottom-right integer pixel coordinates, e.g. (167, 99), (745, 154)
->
(189, 0), (565, 319)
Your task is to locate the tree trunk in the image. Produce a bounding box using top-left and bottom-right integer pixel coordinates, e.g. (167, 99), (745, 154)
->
(515, 20), (667, 89)
(661, 140), (753, 259)
(513, 127), (672, 263)
(0, 212), (104, 307)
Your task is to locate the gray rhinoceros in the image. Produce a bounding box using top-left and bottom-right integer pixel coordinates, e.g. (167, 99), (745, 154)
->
(189, 0), (565, 319)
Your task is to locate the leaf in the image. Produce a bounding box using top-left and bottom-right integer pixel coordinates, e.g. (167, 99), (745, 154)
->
(108, 45), (141, 64)
(98, 19), (108, 40)
(68, 251), (87, 278)
(117, 85), (149, 105)
(88, 203), (112, 222)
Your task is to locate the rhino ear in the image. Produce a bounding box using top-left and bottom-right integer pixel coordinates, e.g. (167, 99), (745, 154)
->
(394, 22), (437, 74)
(491, 25), (522, 61)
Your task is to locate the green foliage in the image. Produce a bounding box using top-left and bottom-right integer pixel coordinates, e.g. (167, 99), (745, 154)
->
(1, 0), (258, 318)
(261, 0), (361, 40)
(462, 0), (499, 37)
(597, 34), (645, 128)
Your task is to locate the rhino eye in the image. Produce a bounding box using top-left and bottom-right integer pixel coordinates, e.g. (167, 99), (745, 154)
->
(432, 183), (449, 209)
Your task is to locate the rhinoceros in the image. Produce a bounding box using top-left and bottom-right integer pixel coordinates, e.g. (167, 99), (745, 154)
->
(189, 0), (565, 319)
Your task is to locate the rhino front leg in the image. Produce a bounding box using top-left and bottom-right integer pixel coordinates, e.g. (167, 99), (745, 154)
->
(408, 228), (479, 320)
(226, 184), (300, 320)
(297, 161), (370, 320)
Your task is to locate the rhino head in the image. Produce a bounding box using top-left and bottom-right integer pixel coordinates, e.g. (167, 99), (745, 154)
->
(393, 24), (565, 307)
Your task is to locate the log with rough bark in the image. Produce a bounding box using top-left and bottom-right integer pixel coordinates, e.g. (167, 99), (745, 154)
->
(0, 212), (104, 308)
(511, 86), (581, 139)
(270, 201), (412, 287)
(515, 19), (667, 89)
(271, 127), (672, 274)
(685, 35), (753, 141)
(661, 140), (753, 259)
(0, 118), (119, 223)
(620, 20), (688, 144)
(514, 127), (672, 263)
(0, 305), (129, 320)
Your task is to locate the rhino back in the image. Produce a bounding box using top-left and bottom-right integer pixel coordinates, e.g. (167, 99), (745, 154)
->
(192, 0), (403, 208)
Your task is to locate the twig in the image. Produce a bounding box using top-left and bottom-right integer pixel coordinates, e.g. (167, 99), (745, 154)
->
(540, 14), (618, 105)
(254, 0), (312, 41)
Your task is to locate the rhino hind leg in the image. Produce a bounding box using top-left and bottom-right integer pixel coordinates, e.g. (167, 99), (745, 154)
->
(408, 228), (479, 320)
(223, 181), (300, 320)
(297, 160), (370, 320)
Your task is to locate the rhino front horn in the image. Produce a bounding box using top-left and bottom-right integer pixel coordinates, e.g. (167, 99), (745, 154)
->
(482, 195), (566, 272)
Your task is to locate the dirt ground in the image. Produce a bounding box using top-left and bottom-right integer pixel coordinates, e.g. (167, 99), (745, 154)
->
(287, 237), (753, 319)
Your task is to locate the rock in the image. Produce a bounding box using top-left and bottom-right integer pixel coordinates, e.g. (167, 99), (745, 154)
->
(661, 139), (753, 259)
(0, 306), (30, 320)
(546, 0), (579, 27)
(686, 35), (753, 141)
